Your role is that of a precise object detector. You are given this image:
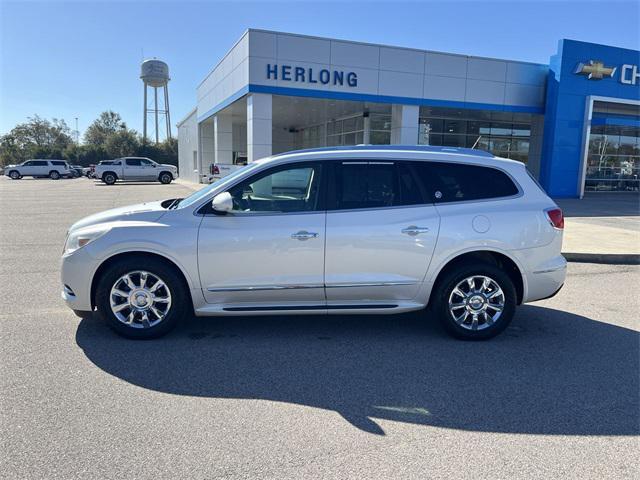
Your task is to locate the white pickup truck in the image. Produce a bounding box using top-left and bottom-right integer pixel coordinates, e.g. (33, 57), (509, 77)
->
(95, 157), (178, 185)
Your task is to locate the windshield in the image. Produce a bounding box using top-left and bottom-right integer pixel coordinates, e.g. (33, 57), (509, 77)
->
(176, 163), (263, 209)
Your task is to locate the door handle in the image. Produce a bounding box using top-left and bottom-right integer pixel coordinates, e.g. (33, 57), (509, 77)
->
(401, 225), (430, 236)
(291, 230), (319, 241)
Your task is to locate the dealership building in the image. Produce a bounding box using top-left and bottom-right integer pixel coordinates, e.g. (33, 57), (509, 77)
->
(177, 29), (640, 197)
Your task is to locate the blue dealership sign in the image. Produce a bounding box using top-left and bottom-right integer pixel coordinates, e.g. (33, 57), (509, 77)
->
(267, 64), (358, 87)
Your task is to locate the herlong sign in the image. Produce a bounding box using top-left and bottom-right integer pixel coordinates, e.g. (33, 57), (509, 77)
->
(266, 64), (358, 87)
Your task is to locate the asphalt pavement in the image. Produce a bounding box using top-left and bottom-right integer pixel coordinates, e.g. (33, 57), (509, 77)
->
(1, 176), (639, 479)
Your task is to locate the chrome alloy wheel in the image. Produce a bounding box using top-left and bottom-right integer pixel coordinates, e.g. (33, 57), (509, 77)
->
(109, 271), (172, 328)
(448, 275), (505, 331)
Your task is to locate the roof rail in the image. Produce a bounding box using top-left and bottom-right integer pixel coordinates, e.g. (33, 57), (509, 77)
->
(272, 145), (496, 158)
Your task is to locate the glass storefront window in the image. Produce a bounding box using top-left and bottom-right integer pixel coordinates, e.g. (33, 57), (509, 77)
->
(370, 114), (392, 131)
(585, 116), (640, 192)
(418, 106), (536, 164)
(370, 131), (391, 145)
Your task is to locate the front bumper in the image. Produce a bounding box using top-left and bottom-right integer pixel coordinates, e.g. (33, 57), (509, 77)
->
(61, 247), (98, 312)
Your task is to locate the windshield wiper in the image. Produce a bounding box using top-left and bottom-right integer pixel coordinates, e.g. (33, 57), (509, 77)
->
(167, 198), (184, 210)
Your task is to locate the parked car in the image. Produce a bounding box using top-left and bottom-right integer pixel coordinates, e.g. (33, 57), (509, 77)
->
(61, 145), (566, 340)
(93, 157), (178, 185)
(5, 159), (72, 179)
(82, 166), (93, 177)
(68, 165), (84, 178)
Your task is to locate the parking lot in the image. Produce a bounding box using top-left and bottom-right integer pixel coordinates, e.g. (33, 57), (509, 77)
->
(1, 176), (639, 479)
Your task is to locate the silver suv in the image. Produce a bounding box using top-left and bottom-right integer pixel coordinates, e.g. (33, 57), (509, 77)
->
(5, 159), (72, 180)
(61, 146), (566, 340)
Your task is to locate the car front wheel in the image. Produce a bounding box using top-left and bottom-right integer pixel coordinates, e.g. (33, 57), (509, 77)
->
(159, 172), (173, 184)
(95, 257), (189, 339)
(432, 262), (516, 340)
(9, 170), (21, 179)
(102, 173), (117, 185)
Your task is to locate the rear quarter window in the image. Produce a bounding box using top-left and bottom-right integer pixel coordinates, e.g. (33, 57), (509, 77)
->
(51, 161), (66, 166)
(415, 162), (519, 203)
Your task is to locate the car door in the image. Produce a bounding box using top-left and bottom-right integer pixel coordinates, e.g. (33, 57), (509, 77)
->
(33, 160), (49, 176)
(139, 158), (157, 180)
(124, 158), (145, 179)
(19, 161), (36, 176)
(324, 160), (440, 303)
(198, 161), (327, 308)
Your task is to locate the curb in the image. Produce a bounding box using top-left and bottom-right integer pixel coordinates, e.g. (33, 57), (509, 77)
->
(563, 252), (640, 265)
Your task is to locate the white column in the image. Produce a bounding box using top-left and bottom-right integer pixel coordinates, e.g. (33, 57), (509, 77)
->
(214, 114), (233, 165)
(363, 114), (371, 144)
(247, 93), (272, 162)
(390, 104), (419, 145)
(199, 121), (215, 182)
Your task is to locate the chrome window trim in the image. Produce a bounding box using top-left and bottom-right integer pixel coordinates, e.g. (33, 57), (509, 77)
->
(194, 157), (523, 216)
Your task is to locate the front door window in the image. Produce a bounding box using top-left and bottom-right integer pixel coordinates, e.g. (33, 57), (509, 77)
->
(228, 163), (323, 213)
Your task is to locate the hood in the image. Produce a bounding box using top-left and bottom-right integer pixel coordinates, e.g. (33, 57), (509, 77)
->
(68, 200), (167, 232)
(159, 163), (177, 170)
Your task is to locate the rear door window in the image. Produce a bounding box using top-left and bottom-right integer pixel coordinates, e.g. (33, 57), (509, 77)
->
(328, 161), (427, 210)
(126, 158), (142, 166)
(413, 162), (519, 203)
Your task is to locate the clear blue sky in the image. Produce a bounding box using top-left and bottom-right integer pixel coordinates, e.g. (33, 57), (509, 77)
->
(1, 0), (639, 137)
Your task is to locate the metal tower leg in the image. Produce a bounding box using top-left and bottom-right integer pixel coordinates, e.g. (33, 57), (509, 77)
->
(164, 85), (172, 140)
(154, 87), (159, 144)
(143, 84), (147, 143)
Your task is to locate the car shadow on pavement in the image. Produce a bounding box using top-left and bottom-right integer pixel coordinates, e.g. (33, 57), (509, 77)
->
(75, 305), (639, 436)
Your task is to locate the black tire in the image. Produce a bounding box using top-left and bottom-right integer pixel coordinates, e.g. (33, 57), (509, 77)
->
(49, 170), (60, 180)
(102, 172), (117, 185)
(159, 172), (173, 184)
(9, 170), (21, 180)
(431, 261), (516, 340)
(95, 257), (189, 339)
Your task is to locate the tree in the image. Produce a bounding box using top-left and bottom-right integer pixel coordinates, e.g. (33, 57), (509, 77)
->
(0, 115), (73, 166)
(84, 111), (126, 146)
(105, 129), (141, 158)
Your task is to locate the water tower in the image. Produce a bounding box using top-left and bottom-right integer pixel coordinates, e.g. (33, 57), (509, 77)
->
(140, 59), (171, 143)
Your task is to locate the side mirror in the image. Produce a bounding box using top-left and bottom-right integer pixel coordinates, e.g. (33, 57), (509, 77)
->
(211, 192), (233, 213)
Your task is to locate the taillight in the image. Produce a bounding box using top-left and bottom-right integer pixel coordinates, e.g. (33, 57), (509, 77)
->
(545, 208), (564, 229)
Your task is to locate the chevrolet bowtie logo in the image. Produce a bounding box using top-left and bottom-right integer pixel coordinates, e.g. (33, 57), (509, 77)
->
(574, 60), (616, 80)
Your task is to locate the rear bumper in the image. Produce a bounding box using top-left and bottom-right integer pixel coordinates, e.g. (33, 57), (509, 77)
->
(523, 255), (567, 303)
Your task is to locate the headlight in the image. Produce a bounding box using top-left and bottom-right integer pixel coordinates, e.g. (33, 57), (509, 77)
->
(64, 225), (111, 255)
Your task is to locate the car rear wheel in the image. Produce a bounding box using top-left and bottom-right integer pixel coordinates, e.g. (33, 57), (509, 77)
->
(9, 170), (21, 180)
(49, 170), (61, 180)
(102, 172), (117, 185)
(432, 262), (516, 340)
(159, 172), (173, 184)
(95, 257), (189, 339)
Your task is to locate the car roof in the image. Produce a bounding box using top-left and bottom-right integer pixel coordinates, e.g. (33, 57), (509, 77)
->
(263, 145), (524, 170)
